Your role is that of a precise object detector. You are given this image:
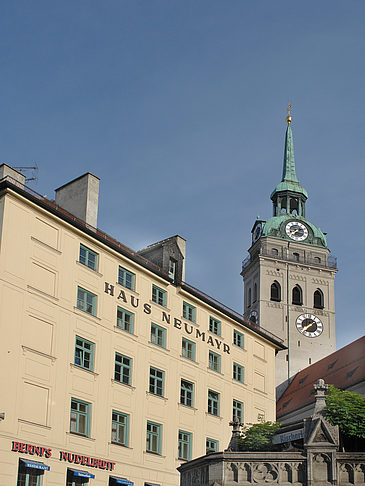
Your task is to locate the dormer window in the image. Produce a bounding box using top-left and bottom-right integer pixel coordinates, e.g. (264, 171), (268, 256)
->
(168, 258), (177, 282)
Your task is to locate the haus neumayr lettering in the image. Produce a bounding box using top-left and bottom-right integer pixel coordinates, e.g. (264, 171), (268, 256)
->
(104, 282), (231, 354)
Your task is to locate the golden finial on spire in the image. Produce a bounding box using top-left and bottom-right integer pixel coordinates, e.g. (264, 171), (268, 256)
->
(286, 102), (292, 124)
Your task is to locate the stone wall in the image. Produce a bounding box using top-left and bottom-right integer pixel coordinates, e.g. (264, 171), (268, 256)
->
(179, 450), (365, 486)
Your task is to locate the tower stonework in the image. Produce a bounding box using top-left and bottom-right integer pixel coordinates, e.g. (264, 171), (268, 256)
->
(241, 114), (337, 388)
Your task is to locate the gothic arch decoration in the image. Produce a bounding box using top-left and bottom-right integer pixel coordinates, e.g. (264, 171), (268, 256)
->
(270, 280), (281, 302)
(292, 284), (303, 305)
(314, 288), (324, 309)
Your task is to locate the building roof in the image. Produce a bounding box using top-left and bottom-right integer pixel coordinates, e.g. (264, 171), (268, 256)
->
(0, 175), (285, 350)
(277, 335), (365, 418)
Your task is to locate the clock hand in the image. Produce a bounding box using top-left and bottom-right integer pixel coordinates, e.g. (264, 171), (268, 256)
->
(302, 322), (314, 331)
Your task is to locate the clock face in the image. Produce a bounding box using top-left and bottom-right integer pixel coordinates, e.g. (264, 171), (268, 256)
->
(253, 223), (262, 243)
(285, 221), (308, 241)
(249, 310), (259, 325)
(296, 313), (323, 338)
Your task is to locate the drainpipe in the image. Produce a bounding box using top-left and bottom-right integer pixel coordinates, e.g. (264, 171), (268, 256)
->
(286, 242), (290, 381)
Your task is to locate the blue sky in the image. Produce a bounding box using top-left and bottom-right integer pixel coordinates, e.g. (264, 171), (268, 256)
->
(1, 1), (364, 348)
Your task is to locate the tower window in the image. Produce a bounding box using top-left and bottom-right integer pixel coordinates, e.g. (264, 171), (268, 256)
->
(292, 252), (300, 262)
(248, 288), (251, 308)
(292, 285), (303, 305)
(271, 248), (279, 256)
(314, 289), (324, 309)
(270, 281), (281, 302)
(314, 257), (321, 264)
(253, 283), (257, 303)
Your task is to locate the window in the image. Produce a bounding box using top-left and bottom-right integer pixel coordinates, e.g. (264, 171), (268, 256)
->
(314, 288), (324, 309)
(314, 256), (321, 264)
(17, 459), (47, 486)
(114, 353), (132, 385)
(233, 399), (243, 422)
(74, 336), (94, 371)
(111, 410), (129, 446)
(182, 338), (196, 361)
(116, 306), (134, 334)
(209, 316), (221, 336)
(180, 379), (194, 407)
(178, 430), (192, 461)
(183, 301), (196, 322)
(146, 421), (162, 454)
(248, 288), (251, 307)
(79, 244), (98, 271)
(208, 390), (220, 416)
(270, 281), (281, 302)
(150, 323), (166, 348)
(292, 285), (303, 305)
(152, 284), (167, 307)
(253, 283), (257, 302)
(77, 287), (97, 316)
(118, 266), (135, 290)
(233, 362), (244, 383)
(70, 398), (91, 436)
(233, 330), (244, 349)
(168, 258), (177, 282)
(271, 248), (279, 256)
(206, 438), (219, 454)
(67, 469), (92, 485)
(149, 367), (164, 396)
(293, 252), (300, 262)
(209, 351), (221, 373)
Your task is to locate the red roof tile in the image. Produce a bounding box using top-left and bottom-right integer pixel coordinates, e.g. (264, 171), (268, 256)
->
(277, 335), (365, 418)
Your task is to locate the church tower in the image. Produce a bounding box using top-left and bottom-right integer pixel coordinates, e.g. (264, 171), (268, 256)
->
(241, 109), (337, 387)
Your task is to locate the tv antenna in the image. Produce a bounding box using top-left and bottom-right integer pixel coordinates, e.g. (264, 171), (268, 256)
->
(13, 163), (38, 183)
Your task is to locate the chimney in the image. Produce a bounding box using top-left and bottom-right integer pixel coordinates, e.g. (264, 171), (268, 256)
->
(0, 164), (26, 187)
(55, 173), (100, 228)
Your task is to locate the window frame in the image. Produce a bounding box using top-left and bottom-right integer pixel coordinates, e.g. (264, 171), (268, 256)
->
(233, 362), (244, 383)
(206, 438), (219, 454)
(70, 397), (91, 437)
(79, 243), (98, 271)
(152, 284), (167, 307)
(178, 430), (192, 461)
(182, 338), (196, 361)
(183, 301), (196, 322)
(114, 352), (132, 386)
(118, 266), (135, 291)
(233, 329), (244, 349)
(150, 322), (167, 348)
(292, 284), (303, 305)
(209, 316), (221, 336)
(74, 335), (95, 371)
(180, 379), (194, 407)
(270, 280), (281, 302)
(208, 350), (221, 373)
(149, 366), (165, 397)
(233, 399), (243, 422)
(111, 410), (129, 447)
(146, 421), (162, 454)
(76, 286), (97, 316)
(314, 288), (324, 309)
(208, 389), (220, 416)
(17, 460), (44, 486)
(116, 306), (134, 334)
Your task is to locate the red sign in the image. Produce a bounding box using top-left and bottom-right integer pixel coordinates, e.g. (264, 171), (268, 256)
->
(11, 441), (115, 472)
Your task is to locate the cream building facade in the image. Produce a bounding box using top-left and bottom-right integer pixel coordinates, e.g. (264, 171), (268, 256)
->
(0, 166), (284, 486)
(241, 116), (337, 388)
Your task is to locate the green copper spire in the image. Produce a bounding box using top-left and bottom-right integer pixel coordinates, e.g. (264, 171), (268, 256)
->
(282, 123), (299, 184)
(270, 111), (308, 200)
